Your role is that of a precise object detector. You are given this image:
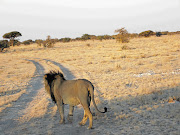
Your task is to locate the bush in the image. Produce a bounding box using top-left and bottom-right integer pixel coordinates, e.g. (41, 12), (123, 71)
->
(121, 45), (130, 50)
(22, 41), (31, 45)
(103, 35), (112, 40)
(35, 39), (44, 46)
(0, 40), (9, 52)
(139, 30), (155, 37)
(59, 38), (71, 43)
(129, 33), (138, 38)
(156, 32), (162, 37)
(13, 40), (21, 46)
(81, 34), (91, 40)
(43, 35), (55, 48)
(114, 28), (129, 43)
(161, 31), (168, 35)
(96, 36), (104, 41)
(22, 39), (34, 45)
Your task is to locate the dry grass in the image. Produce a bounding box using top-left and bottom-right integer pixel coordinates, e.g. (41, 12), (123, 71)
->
(1, 36), (180, 97)
(0, 54), (35, 110)
(14, 35), (179, 100)
(0, 35), (179, 134)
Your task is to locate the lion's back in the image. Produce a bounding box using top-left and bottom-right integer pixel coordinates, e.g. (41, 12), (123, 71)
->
(60, 79), (92, 105)
(76, 79), (93, 88)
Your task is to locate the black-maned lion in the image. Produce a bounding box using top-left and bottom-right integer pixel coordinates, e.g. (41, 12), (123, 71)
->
(44, 71), (107, 129)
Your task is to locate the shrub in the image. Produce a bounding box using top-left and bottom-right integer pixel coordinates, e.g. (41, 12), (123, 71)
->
(161, 31), (168, 35)
(86, 43), (90, 47)
(22, 39), (34, 45)
(13, 40), (21, 46)
(96, 36), (104, 41)
(74, 37), (83, 41)
(81, 34), (91, 40)
(43, 35), (55, 48)
(121, 45), (130, 50)
(35, 39), (44, 46)
(129, 33), (138, 38)
(59, 38), (71, 43)
(90, 35), (97, 41)
(156, 32), (162, 37)
(0, 40), (9, 52)
(114, 27), (129, 43)
(139, 30), (155, 37)
(103, 35), (112, 40)
(22, 41), (31, 45)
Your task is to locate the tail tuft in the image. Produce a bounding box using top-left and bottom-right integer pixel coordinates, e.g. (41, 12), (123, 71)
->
(104, 107), (107, 113)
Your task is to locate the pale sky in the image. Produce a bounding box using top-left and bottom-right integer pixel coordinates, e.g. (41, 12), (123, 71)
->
(0, 0), (180, 41)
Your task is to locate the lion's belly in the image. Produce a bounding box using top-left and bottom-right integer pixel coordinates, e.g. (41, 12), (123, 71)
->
(63, 97), (80, 106)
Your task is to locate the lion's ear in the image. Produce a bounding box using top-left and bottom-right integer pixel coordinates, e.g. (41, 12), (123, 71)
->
(55, 75), (60, 79)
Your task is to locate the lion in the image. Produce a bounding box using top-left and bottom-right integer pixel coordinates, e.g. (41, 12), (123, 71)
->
(44, 71), (107, 129)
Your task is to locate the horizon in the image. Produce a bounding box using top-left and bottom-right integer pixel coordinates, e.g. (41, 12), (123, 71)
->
(1, 30), (180, 42)
(0, 0), (180, 41)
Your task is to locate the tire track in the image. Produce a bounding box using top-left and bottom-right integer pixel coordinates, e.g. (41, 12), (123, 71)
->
(43, 59), (107, 108)
(0, 58), (106, 135)
(0, 60), (45, 135)
(42, 59), (107, 123)
(42, 59), (76, 80)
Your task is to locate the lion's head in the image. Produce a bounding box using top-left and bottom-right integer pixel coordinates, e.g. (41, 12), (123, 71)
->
(44, 71), (65, 103)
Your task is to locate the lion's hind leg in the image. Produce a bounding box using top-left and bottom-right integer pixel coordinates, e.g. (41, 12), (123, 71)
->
(79, 103), (93, 129)
(85, 108), (93, 129)
(79, 110), (88, 126)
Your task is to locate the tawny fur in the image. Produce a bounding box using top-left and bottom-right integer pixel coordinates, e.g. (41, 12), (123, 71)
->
(44, 71), (107, 129)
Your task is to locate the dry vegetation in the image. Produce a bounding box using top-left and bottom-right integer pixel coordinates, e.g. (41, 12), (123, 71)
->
(0, 35), (180, 134)
(0, 56), (35, 112)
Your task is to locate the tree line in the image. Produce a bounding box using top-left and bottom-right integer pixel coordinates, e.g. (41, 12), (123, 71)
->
(1, 29), (180, 52)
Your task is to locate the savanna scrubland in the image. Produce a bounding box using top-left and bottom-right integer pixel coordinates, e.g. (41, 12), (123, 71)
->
(0, 35), (180, 135)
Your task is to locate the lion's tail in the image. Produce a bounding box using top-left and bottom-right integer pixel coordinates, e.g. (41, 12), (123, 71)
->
(88, 84), (107, 113)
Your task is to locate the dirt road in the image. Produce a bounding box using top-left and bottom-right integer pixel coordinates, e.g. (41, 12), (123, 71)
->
(0, 58), (179, 135)
(0, 59), (109, 135)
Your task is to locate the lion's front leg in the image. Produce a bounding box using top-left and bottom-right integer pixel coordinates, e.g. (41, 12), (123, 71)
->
(67, 105), (74, 123)
(57, 100), (65, 124)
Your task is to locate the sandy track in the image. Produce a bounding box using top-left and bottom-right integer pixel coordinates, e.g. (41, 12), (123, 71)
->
(1, 58), (179, 135)
(0, 60), (45, 134)
(42, 59), (76, 80)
